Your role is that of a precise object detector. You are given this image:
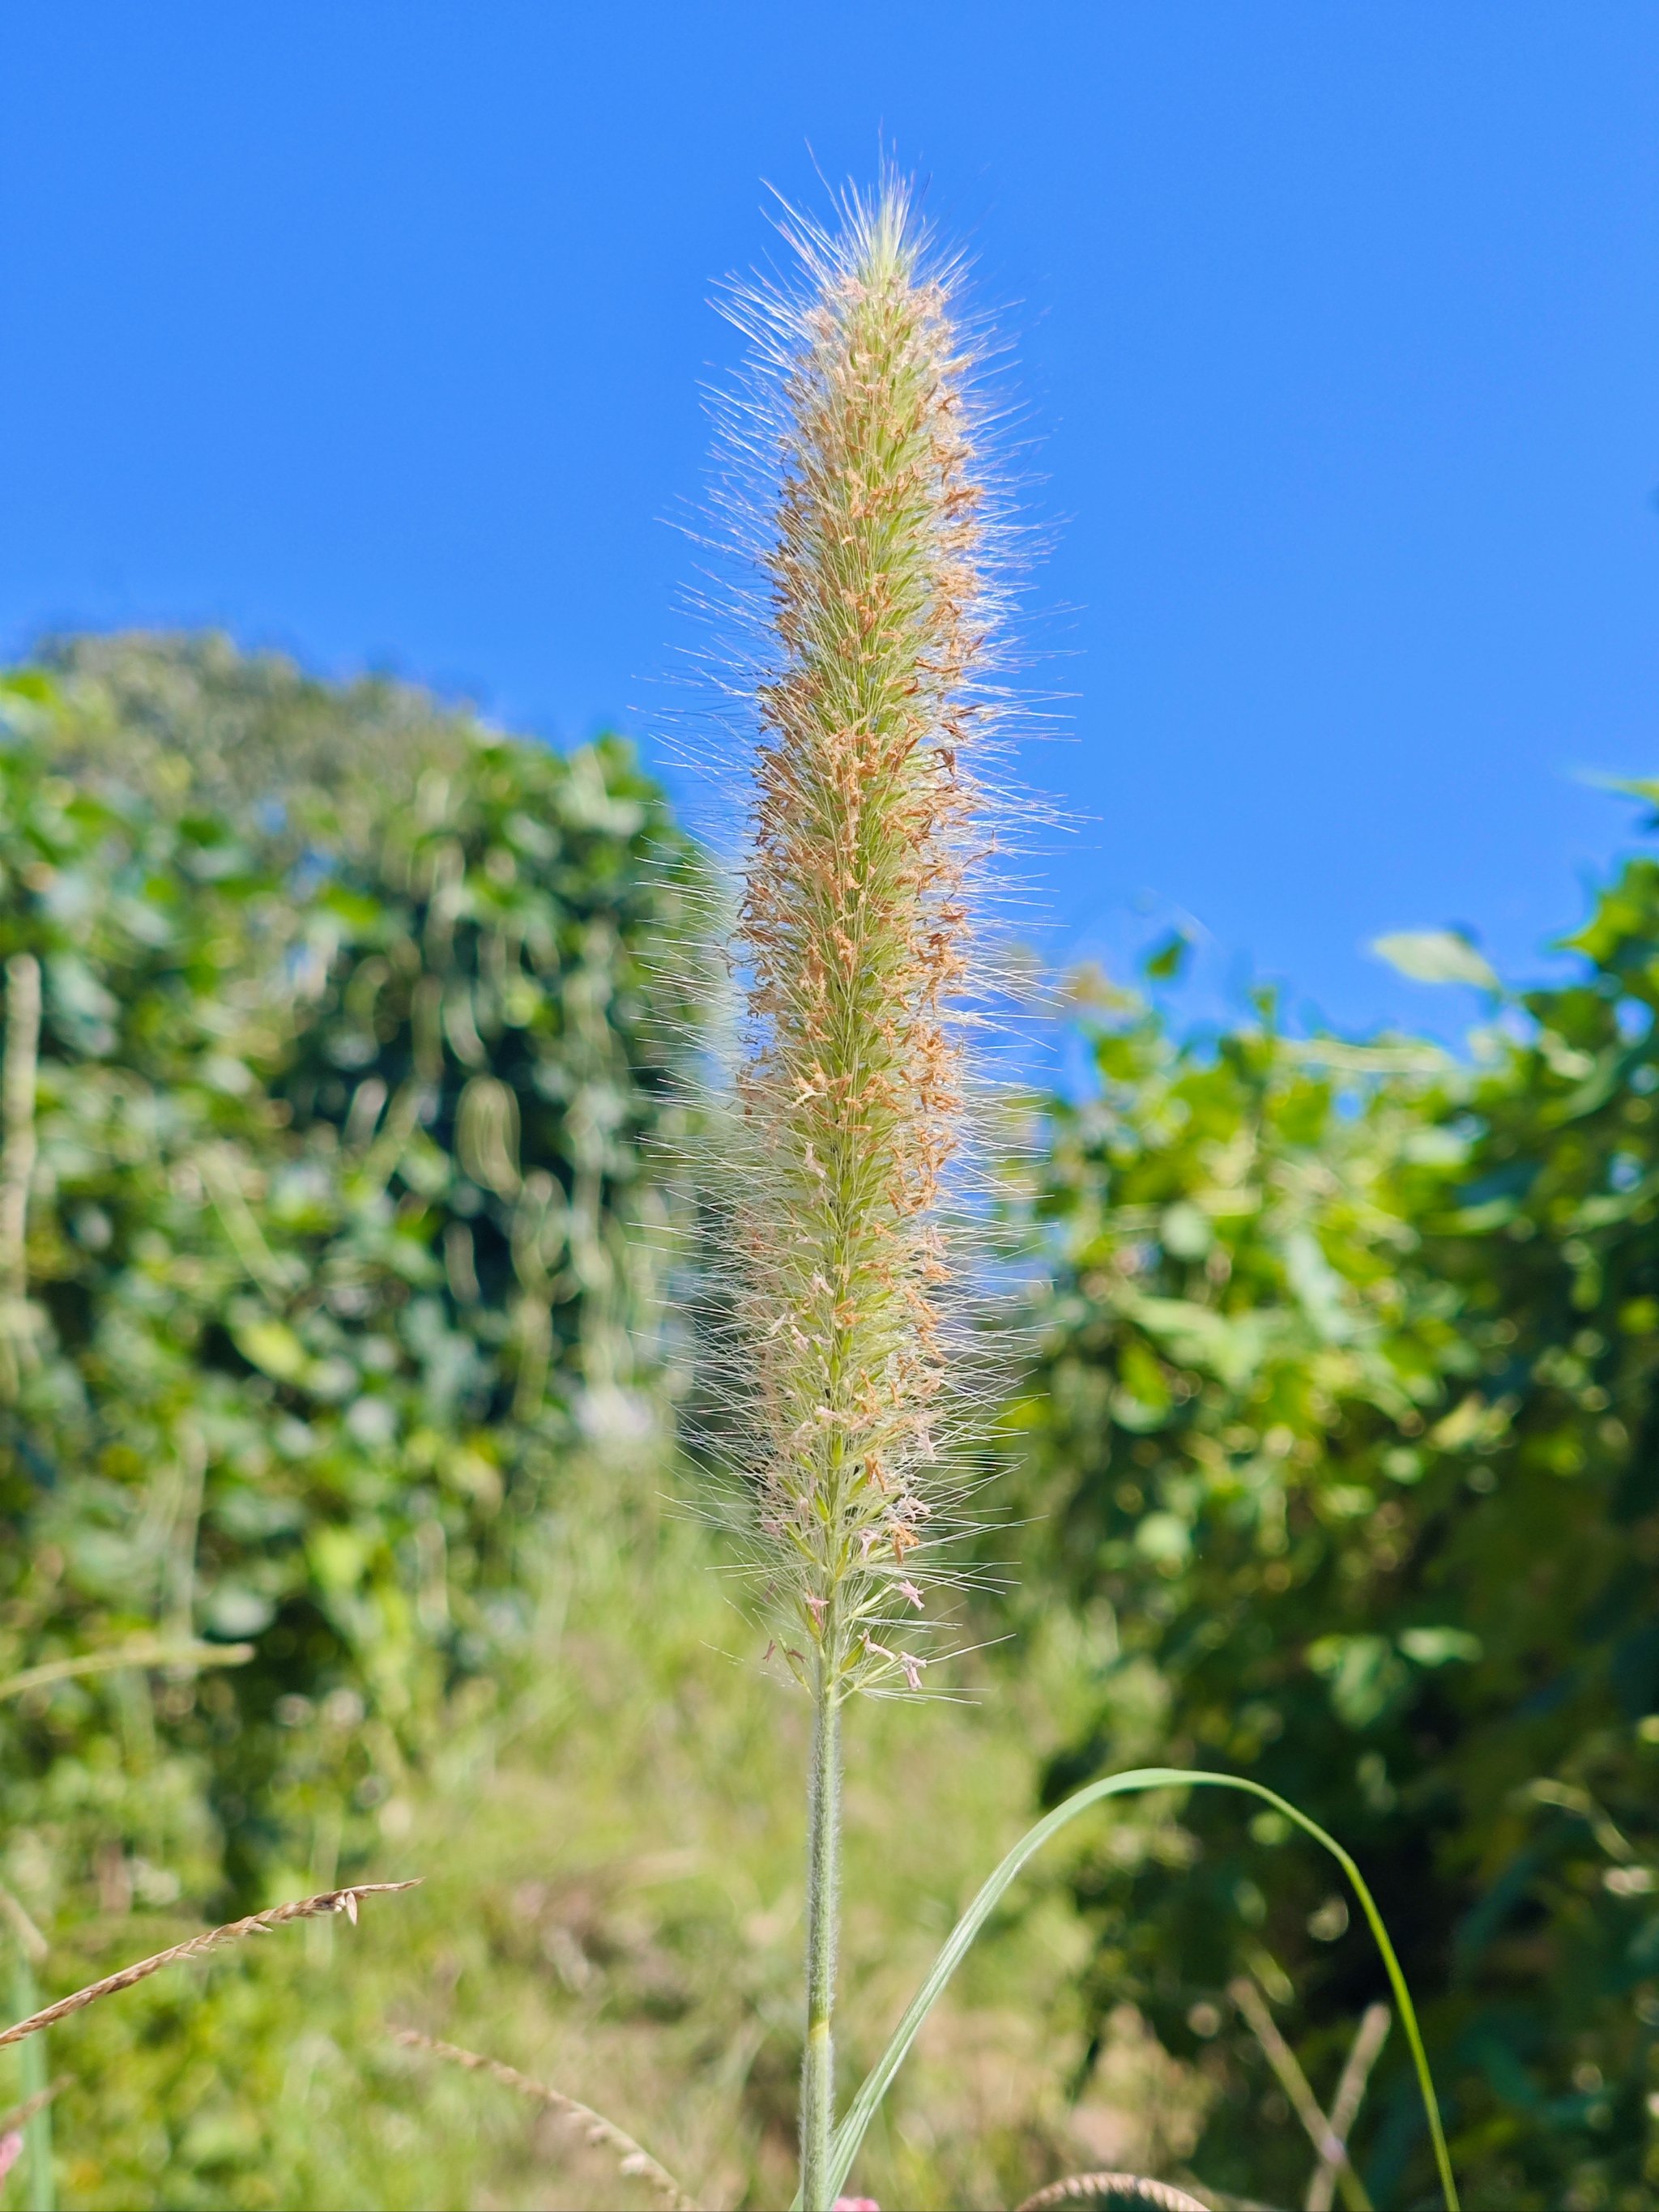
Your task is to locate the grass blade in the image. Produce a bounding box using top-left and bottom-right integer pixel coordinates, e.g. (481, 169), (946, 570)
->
(817, 1767), (1456, 2212)
(0, 1639), (254, 1703)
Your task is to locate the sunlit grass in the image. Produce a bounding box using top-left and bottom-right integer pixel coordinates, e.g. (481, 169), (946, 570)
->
(20, 1460), (1163, 2211)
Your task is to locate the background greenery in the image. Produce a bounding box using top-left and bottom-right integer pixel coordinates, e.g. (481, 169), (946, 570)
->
(1011, 913), (1659, 2210)
(2, 633), (1656, 2211)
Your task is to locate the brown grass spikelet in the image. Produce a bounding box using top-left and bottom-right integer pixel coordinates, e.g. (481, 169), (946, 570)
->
(391, 2030), (697, 2210)
(0, 1882), (419, 2049)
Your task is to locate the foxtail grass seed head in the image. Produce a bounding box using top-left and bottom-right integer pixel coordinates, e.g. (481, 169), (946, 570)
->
(705, 179), (1014, 1705)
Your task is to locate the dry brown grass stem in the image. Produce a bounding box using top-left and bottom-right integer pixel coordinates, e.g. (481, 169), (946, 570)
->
(0, 2078), (69, 2138)
(391, 2029), (697, 2210)
(0, 1882), (420, 2049)
(1229, 1974), (1336, 2160)
(1228, 1975), (1380, 2212)
(1306, 2005), (1391, 2212)
(1013, 2175), (1210, 2211)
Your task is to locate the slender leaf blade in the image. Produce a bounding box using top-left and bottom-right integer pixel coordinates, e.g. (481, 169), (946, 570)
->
(814, 1767), (1456, 2212)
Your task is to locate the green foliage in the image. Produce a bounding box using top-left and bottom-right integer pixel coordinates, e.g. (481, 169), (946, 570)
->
(1013, 862), (1659, 2210)
(37, 629), (476, 864)
(25, 1465), (1085, 2212)
(8, 627), (1659, 2212)
(0, 637), (703, 2082)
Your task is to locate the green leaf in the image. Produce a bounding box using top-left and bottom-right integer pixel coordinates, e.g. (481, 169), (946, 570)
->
(1399, 1627), (1482, 1667)
(1159, 1200), (1211, 1259)
(1307, 1633), (1406, 1727)
(1143, 929), (1191, 982)
(1123, 1294), (1267, 1392)
(309, 1526), (369, 1594)
(810, 1767), (1457, 2212)
(231, 1316), (309, 1382)
(1133, 1511), (1191, 1566)
(1282, 1226), (1355, 1344)
(1371, 930), (1498, 991)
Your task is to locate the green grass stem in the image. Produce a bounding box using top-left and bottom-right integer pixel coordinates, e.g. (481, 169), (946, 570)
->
(0, 1640), (253, 1705)
(800, 1662), (842, 2210)
(8, 1948), (53, 2212)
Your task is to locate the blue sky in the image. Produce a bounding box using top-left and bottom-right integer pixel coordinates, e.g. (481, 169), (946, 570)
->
(6, 5), (1659, 1035)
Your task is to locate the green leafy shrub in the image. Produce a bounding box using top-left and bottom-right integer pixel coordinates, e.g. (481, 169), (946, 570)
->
(0, 633), (702, 1940)
(1010, 857), (1659, 2209)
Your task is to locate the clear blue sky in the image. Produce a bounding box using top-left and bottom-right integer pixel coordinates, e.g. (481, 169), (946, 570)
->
(6, 5), (1658, 1034)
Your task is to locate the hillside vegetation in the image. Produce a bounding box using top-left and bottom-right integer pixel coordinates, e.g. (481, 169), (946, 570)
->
(1, 635), (1656, 2211)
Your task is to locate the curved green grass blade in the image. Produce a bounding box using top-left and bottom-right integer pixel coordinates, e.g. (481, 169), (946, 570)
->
(815, 1767), (1456, 2212)
(0, 1639), (254, 1703)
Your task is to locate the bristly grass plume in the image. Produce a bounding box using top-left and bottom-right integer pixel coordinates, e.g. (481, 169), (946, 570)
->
(706, 173), (1015, 1703)
(693, 173), (1018, 2210)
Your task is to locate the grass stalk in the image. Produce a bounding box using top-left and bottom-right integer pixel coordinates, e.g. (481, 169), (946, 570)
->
(390, 2030), (696, 2210)
(1227, 1975), (1370, 2212)
(801, 1657), (842, 2209)
(6, 1945), (52, 2212)
(709, 171), (1005, 2212)
(1307, 2005), (1391, 2212)
(0, 1640), (253, 1705)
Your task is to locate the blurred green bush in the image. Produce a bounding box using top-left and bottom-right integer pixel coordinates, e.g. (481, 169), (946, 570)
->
(1010, 875), (1659, 2209)
(5, 629), (1658, 2210)
(0, 634), (703, 1925)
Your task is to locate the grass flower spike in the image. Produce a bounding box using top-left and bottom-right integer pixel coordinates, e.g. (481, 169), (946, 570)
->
(710, 177), (1007, 2210)
(727, 177), (998, 1705)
